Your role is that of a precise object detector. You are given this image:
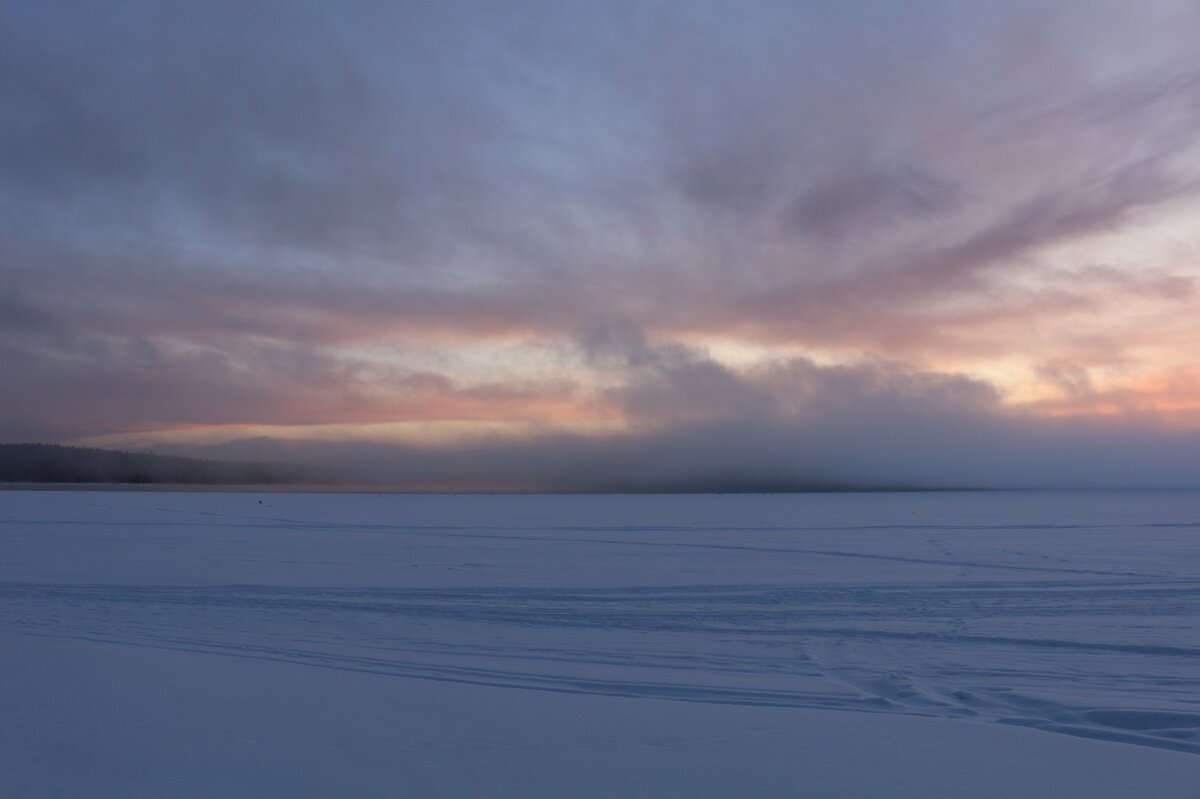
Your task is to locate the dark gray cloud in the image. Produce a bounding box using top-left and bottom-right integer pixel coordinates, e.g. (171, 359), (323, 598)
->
(0, 289), (53, 332)
(786, 165), (966, 241)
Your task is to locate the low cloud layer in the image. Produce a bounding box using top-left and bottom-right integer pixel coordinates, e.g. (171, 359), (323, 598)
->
(160, 398), (1200, 492)
(155, 347), (1200, 491)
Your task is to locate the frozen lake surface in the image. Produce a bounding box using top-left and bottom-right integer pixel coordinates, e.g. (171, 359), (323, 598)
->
(2, 489), (1199, 797)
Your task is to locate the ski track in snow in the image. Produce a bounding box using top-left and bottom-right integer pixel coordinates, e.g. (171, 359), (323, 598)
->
(2, 490), (1199, 755)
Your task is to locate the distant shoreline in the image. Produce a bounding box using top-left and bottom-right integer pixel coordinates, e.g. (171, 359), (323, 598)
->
(0, 482), (414, 494)
(7, 482), (1193, 495)
(1, 482), (999, 494)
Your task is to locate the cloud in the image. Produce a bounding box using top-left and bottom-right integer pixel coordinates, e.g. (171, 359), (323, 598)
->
(3, 0), (1200, 475)
(157, 356), (1200, 491)
(0, 289), (54, 333)
(785, 165), (967, 241)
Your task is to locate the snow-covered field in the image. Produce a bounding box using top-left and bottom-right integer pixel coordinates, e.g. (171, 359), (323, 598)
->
(2, 489), (1199, 797)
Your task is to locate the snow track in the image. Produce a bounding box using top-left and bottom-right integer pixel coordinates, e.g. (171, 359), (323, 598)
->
(2, 490), (1199, 756)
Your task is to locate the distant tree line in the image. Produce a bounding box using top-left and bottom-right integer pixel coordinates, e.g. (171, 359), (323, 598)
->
(0, 443), (308, 485)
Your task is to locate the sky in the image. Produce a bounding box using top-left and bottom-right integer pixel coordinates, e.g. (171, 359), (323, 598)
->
(3, 0), (1200, 489)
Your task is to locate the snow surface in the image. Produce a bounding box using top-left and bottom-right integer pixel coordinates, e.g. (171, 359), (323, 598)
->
(2, 489), (1199, 797)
